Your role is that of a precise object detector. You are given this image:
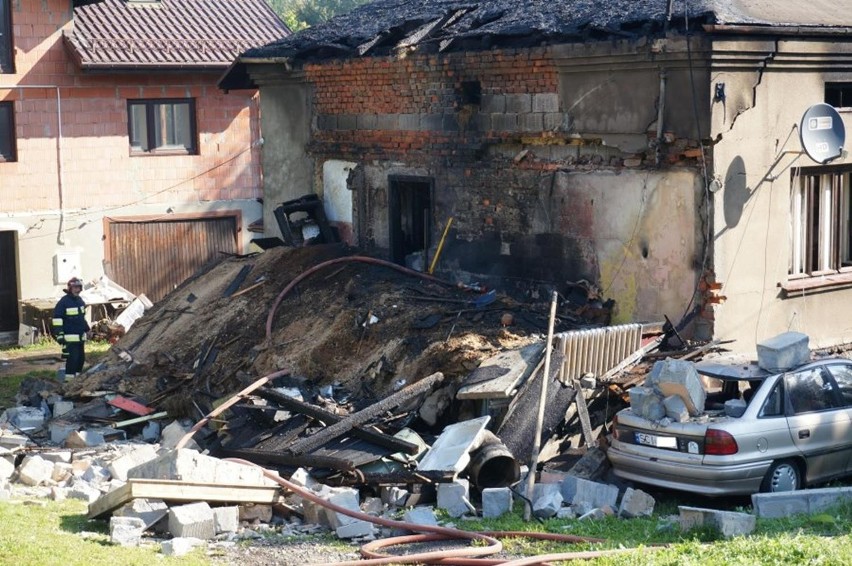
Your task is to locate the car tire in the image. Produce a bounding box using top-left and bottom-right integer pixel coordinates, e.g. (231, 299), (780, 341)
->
(760, 460), (801, 493)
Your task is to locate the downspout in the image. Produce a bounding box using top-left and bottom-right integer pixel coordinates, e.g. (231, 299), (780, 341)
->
(656, 0), (674, 166)
(1, 85), (65, 244)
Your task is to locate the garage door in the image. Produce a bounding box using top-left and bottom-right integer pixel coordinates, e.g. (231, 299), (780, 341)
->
(105, 215), (238, 303)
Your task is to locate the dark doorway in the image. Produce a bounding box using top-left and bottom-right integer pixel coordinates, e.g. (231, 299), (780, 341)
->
(0, 231), (19, 332)
(388, 176), (432, 265)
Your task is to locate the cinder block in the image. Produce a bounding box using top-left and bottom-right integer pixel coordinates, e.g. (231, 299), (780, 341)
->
(678, 506), (755, 538)
(403, 506), (439, 527)
(646, 359), (706, 416)
(213, 506), (239, 534)
(108, 444), (158, 481)
(482, 487), (512, 519)
(757, 332), (809, 372)
(326, 488), (361, 529)
(127, 449), (274, 486)
(336, 520), (375, 539)
(562, 477), (619, 510)
(114, 498), (169, 530)
(52, 401), (74, 418)
(238, 504), (272, 523)
(437, 480), (472, 518)
(17, 455), (54, 486)
(619, 487), (655, 518)
(168, 502), (215, 540)
(663, 395), (689, 422)
(110, 516), (146, 547)
(628, 386), (665, 420)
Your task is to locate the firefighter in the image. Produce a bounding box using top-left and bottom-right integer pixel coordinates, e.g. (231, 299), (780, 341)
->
(52, 277), (90, 380)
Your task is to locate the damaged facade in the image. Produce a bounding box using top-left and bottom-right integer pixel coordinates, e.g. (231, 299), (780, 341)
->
(222, 0), (852, 354)
(0, 0), (288, 342)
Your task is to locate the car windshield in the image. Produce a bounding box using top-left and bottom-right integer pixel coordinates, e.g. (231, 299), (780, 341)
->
(694, 359), (770, 411)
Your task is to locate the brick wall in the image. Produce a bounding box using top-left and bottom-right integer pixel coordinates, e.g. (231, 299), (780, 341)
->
(1, 0), (261, 214)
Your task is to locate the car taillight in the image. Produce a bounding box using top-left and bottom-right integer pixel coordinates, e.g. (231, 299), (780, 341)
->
(704, 428), (738, 455)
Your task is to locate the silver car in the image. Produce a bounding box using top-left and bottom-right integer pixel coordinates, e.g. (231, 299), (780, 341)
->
(607, 358), (852, 495)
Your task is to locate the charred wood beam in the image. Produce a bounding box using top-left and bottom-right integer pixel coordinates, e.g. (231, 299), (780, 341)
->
(256, 387), (420, 455)
(286, 372), (445, 455)
(329, 468), (454, 487)
(215, 447), (356, 471)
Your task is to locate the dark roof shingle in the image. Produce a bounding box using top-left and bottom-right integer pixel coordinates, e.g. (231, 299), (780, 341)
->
(64, 0), (290, 71)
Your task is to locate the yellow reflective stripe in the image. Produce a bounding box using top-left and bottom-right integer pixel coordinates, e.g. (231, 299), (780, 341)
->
(64, 334), (82, 342)
(52, 318), (63, 326)
(64, 307), (83, 316)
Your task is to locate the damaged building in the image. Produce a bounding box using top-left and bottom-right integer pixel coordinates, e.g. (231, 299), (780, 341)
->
(221, 0), (852, 354)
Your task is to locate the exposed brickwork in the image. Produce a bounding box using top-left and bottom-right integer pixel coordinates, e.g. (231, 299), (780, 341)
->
(2, 0), (261, 214)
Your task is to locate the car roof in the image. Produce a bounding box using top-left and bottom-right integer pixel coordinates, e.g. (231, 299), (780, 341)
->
(694, 355), (852, 380)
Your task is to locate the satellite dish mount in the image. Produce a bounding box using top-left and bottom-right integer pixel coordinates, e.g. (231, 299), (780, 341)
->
(800, 103), (846, 164)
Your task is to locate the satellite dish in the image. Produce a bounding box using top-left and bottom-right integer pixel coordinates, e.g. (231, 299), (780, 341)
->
(800, 103), (845, 164)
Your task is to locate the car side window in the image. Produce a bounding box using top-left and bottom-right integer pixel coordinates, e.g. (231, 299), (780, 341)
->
(759, 381), (785, 417)
(825, 364), (852, 407)
(786, 367), (841, 414)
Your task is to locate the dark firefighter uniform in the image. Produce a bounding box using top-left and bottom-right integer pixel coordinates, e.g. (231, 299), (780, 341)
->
(52, 277), (90, 379)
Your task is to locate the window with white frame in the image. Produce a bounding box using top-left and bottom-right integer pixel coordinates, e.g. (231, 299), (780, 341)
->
(127, 98), (197, 155)
(790, 166), (852, 277)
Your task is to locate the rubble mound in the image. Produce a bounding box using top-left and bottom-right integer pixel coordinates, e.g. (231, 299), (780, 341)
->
(65, 245), (562, 416)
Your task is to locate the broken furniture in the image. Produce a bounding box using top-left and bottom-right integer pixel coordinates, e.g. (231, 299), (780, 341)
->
(273, 194), (338, 246)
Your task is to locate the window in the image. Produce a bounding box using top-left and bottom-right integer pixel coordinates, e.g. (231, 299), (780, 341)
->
(0, 0), (13, 74)
(786, 367), (840, 414)
(759, 381), (785, 418)
(825, 364), (852, 407)
(825, 83), (852, 108)
(127, 99), (197, 155)
(790, 166), (852, 276)
(0, 101), (15, 162)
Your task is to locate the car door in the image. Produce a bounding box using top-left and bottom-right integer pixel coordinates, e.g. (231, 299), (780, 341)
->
(785, 365), (849, 484)
(823, 363), (852, 474)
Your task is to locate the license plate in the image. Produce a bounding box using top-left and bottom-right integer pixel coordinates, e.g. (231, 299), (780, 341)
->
(635, 432), (677, 448)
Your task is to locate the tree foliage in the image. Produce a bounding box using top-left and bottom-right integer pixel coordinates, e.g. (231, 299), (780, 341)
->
(266, 0), (369, 32)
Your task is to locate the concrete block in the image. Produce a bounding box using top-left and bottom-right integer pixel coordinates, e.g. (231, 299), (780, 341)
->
(437, 480), (472, 518)
(0, 455), (14, 480)
(663, 395), (689, 422)
(532, 93), (559, 113)
(114, 498), (169, 529)
(81, 464), (110, 484)
(417, 416), (490, 474)
(532, 485), (563, 519)
(160, 537), (205, 557)
(757, 332), (809, 372)
(64, 428), (126, 448)
(110, 516), (146, 547)
(141, 421), (160, 442)
(336, 520), (376, 539)
(108, 444), (158, 481)
(289, 467), (321, 491)
(326, 488), (361, 529)
(724, 399), (747, 417)
(752, 486), (852, 518)
(168, 502), (215, 540)
(381, 486), (409, 508)
(482, 487), (513, 519)
(67, 483), (102, 503)
(619, 487), (655, 518)
(239, 504), (272, 523)
(403, 506), (439, 527)
(562, 477), (619, 510)
(40, 451), (72, 464)
(127, 449), (274, 486)
(17, 455), (54, 486)
(628, 386), (665, 420)
(678, 506), (755, 538)
(52, 401), (74, 418)
(360, 497), (384, 516)
(49, 421), (79, 444)
(505, 93), (532, 113)
(159, 421), (199, 451)
(9, 407), (45, 430)
(646, 359), (706, 416)
(213, 506), (239, 534)
(52, 462), (73, 483)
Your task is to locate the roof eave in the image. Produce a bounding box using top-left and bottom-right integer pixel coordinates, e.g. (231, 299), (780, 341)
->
(218, 57), (294, 92)
(705, 23), (852, 37)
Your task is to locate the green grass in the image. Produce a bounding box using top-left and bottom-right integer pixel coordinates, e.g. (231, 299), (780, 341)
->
(0, 499), (209, 566)
(0, 369), (57, 409)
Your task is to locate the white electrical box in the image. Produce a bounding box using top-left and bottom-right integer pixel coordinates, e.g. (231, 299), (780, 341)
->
(54, 251), (81, 284)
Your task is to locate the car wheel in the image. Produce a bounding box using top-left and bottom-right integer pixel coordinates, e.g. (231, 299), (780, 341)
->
(760, 460), (801, 493)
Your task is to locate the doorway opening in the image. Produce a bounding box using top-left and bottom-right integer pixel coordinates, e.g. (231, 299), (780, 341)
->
(0, 230), (19, 333)
(388, 176), (432, 266)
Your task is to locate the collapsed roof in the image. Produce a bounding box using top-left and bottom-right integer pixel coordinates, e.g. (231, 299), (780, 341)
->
(237, 0), (852, 63)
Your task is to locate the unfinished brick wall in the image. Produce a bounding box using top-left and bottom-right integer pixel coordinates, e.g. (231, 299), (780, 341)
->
(1, 0), (261, 214)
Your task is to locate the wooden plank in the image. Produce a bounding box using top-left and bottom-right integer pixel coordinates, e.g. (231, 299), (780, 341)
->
(88, 479), (280, 519)
(572, 380), (597, 448)
(457, 342), (544, 400)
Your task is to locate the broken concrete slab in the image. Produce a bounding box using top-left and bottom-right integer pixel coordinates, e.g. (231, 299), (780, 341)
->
(160, 420), (200, 451)
(437, 480), (473, 518)
(456, 343), (543, 400)
(107, 444), (158, 481)
(646, 359), (706, 416)
(239, 503), (272, 523)
(532, 484), (563, 519)
(161, 537), (205, 557)
(168, 502), (216, 540)
(114, 498), (169, 530)
(416, 416), (490, 475)
(679, 506), (756, 538)
(663, 395), (689, 422)
(213, 506), (240, 534)
(127, 449), (275, 486)
(17, 455), (54, 486)
(561, 476), (618, 510)
(752, 486), (852, 518)
(403, 506), (439, 527)
(757, 331), (809, 372)
(619, 487), (655, 518)
(110, 516), (146, 547)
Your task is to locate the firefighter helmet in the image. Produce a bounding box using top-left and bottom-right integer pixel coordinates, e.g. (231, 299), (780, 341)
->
(66, 277), (83, 290)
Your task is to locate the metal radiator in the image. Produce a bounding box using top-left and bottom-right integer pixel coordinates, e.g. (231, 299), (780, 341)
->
(555, 323), (643, 383)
